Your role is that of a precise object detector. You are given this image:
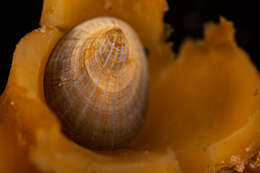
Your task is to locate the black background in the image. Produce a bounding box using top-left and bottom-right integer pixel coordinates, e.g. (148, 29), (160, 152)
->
(0, 0), (258, 94)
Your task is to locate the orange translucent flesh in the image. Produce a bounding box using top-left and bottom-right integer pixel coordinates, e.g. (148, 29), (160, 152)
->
(0, 0), (260, 173)
(132, 18), (260, 173)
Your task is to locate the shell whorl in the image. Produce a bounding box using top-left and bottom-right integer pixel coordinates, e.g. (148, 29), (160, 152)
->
(44, 17), (149, 150)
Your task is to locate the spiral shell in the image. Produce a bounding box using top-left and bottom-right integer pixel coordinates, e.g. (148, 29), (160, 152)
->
(44, 17), (149, 150)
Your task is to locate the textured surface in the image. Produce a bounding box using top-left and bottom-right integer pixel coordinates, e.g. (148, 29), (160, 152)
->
(44, 17), (149, 149)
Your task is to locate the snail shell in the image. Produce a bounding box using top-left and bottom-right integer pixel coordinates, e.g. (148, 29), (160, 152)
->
(44, 17), (149, 150)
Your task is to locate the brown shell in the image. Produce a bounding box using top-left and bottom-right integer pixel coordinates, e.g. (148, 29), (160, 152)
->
(44, 17), (149, 150)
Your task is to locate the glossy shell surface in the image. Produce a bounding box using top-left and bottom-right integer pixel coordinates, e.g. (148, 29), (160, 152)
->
(44, 17), (149, 150)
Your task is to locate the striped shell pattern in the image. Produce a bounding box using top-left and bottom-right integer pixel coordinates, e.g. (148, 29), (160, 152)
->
(44, 17), (149, 150)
